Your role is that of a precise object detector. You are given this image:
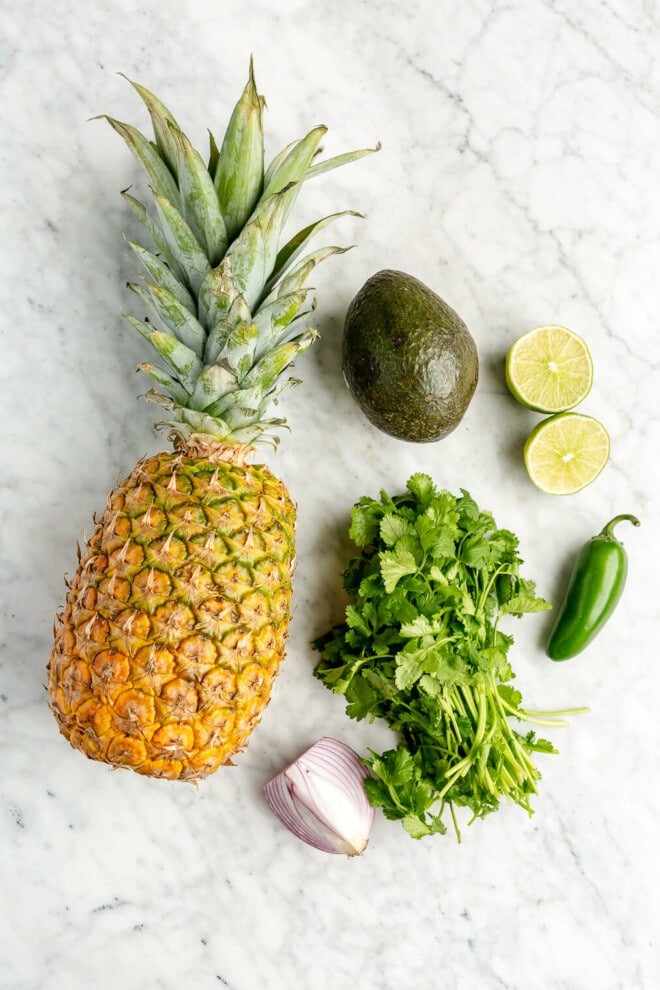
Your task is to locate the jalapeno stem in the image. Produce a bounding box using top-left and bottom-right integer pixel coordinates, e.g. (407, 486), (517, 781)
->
(600, 514), (640, 539)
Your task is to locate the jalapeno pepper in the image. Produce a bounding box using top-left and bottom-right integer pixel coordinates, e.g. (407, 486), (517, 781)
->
(546, 514), (640, 661)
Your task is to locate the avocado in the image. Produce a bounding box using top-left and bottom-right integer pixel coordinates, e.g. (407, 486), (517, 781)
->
(342, 270), (479, 443)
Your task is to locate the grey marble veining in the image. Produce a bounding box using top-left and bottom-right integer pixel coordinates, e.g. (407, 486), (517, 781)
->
(1, 1), (659, 988)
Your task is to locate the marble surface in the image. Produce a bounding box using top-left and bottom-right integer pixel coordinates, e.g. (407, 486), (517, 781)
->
(1, 1), (659, 987)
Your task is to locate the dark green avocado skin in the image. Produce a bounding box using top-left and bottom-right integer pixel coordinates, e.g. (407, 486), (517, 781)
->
(342, 270), (479, 443)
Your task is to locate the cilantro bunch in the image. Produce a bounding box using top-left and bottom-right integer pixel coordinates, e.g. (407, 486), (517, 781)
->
(314, 474), (583, 841)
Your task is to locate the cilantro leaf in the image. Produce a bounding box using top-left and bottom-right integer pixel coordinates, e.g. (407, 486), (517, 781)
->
(399, 615), (435, 638)
(380, 513), (417, 547)
(460, 533), (491, 568)
(416, 514), (456, 557)
(345, 604), (372, 638)
(379, 547), (418, 593)
(364, 747), (438, 823)
(394, 646), (430, 691)
(497, 684), (523, 708)
(349, 498), (382, 547)
(500, 578), (551, 615)
(406, 473), (435, 507)
(402, 814), (447, 838)
(314, 476), (584, 842)
(344, 675), (381, 721)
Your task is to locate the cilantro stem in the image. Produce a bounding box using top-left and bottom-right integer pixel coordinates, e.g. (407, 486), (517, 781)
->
(356, 653), (395, 665)
(449, 802), (461, 843)
(481, 760), (497, 796)
(476, 563), (508, 614)
(457, 684), (479, 722)
(498, 696), (590, 726)
(516, 705), (590, 719)
(440, 689), (465, 741)
(474, 684), (488, 746)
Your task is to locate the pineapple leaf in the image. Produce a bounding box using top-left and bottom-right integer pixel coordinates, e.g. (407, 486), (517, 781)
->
(222, 187), (294, 310)
(206, 372), (298, 421)
(137, 362), (191, 405)
(267, 259), (315, 301)
(168, 123), (228, 265)
(120, 76), (182, 177)
(110, 65), (373, 445)
(204, 294), (252, 366)
(264, 210), (362, 296)
(205, 382), (262, 418)
(252, 289), (310, 355)
(221, 403), (264, 431)
(242, 329), (318, 392)
(262, 376), (301, 407)
(231, 422), (284, 445)
(102, 116), (181, 208)
(121, 192), (186, 283)
(262, 126), (327, 198)
(173, 406), (233, 439)
(215, 57), (265, 242)
(207, 129), (221, 176)
(125, 316), (203, 390)
(188, 363), (238, 412)
(306, 143), (381, 180)
(152, 192), (211, 297)
(126, 240), (196, 314)
(223, 321), (260, 380)
(263, 140), (297, 189)
(265, 303), (316, 353)
(197, 265), (240, 335)
(254, 288), (309, 331)
(277, 245), (353, 293)
(127, 281), (206, 358)
(261, 245), (353, 307)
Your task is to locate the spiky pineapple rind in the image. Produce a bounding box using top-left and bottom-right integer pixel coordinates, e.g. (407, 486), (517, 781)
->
(48, 442), (296, 780)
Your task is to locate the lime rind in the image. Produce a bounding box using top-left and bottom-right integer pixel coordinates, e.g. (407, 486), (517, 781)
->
(523, 412), (610, 495)
(506, 325), (593, 413)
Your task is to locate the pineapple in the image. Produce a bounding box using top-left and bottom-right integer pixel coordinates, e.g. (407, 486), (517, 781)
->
(48, 62), (374, 780)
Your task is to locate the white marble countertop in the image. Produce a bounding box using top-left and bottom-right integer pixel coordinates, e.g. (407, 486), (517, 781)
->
(1, 1), (659, 988)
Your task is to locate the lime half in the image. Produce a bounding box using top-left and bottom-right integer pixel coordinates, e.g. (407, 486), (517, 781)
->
(524, 412), (610, 495)
(506, 325), (593, 413)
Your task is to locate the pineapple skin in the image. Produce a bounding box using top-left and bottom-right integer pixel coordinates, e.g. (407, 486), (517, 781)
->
(48, 442), (295, 780)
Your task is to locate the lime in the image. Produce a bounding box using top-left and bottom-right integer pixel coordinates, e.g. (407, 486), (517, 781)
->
(506, 325), (593, 413)
(523, 412), (610, 495)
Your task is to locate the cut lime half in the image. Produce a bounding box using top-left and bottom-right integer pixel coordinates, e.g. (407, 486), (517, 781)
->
(506, 325), (593, 413)
(523, 412), (610, 495)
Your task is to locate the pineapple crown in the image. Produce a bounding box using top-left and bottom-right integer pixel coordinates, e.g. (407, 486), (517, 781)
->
(104, 59), (377, 447)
